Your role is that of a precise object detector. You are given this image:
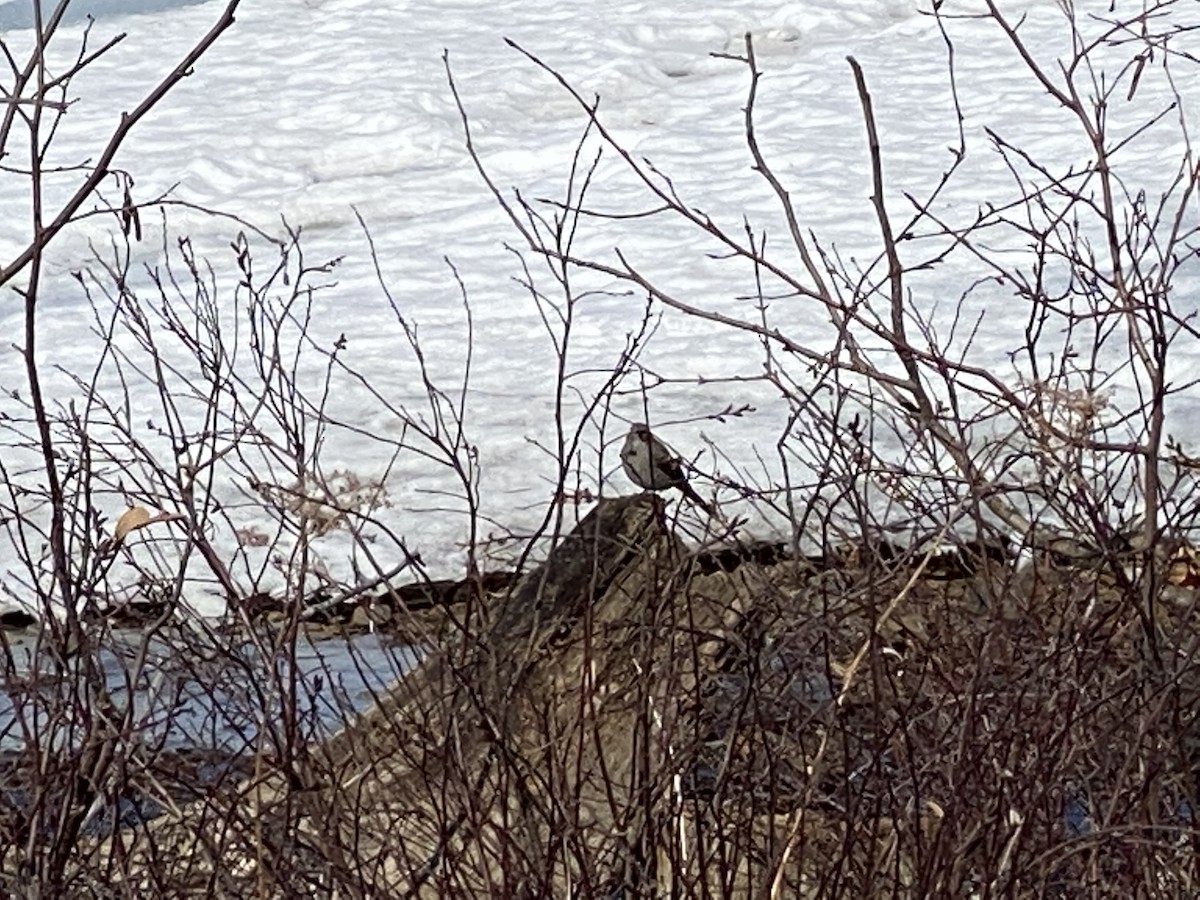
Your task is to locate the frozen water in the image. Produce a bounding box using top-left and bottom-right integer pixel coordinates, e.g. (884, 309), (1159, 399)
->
(0, 0), (208, 30)
(0, 0), (1198, 615)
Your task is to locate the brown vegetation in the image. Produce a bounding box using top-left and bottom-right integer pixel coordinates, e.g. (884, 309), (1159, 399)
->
(54, 494), (1200, 896)
(3, 0), (1200, 897)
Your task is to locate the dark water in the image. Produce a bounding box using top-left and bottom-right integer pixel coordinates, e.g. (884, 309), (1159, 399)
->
(0, 628), (419, 836)
(0, 629), (420, 752)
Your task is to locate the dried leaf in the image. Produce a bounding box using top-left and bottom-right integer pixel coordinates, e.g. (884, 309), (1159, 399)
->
(1167, 543), (1200, 587)
(114, 506), (152, 543)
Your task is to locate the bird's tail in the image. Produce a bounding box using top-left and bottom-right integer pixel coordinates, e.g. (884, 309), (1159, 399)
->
(678, 481), (717, 518)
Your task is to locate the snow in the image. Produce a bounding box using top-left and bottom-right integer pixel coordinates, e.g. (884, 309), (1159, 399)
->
(1, 0), (1198, 616)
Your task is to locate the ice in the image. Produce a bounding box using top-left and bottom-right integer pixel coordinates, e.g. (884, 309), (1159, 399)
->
(0, 0), (1197, 616)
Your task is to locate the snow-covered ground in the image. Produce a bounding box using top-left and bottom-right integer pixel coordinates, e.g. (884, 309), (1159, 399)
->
(1, 0), (1198, 615)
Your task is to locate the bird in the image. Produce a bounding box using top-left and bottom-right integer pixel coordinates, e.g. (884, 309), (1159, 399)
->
(620, 422), (716, 516)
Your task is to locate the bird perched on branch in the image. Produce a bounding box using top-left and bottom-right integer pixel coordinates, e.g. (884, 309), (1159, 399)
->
(620, 422), (716, 516)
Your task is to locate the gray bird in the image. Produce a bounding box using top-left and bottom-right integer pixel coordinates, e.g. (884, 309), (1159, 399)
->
(620, 422), (716, 516)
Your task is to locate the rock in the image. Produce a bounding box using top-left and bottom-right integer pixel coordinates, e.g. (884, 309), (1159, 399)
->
(0, 606), (36, 631)
(349, 603), (392, 630)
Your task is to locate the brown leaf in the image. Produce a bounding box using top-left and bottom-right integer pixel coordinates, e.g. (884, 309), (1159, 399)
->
(114, 506), (153, 543)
